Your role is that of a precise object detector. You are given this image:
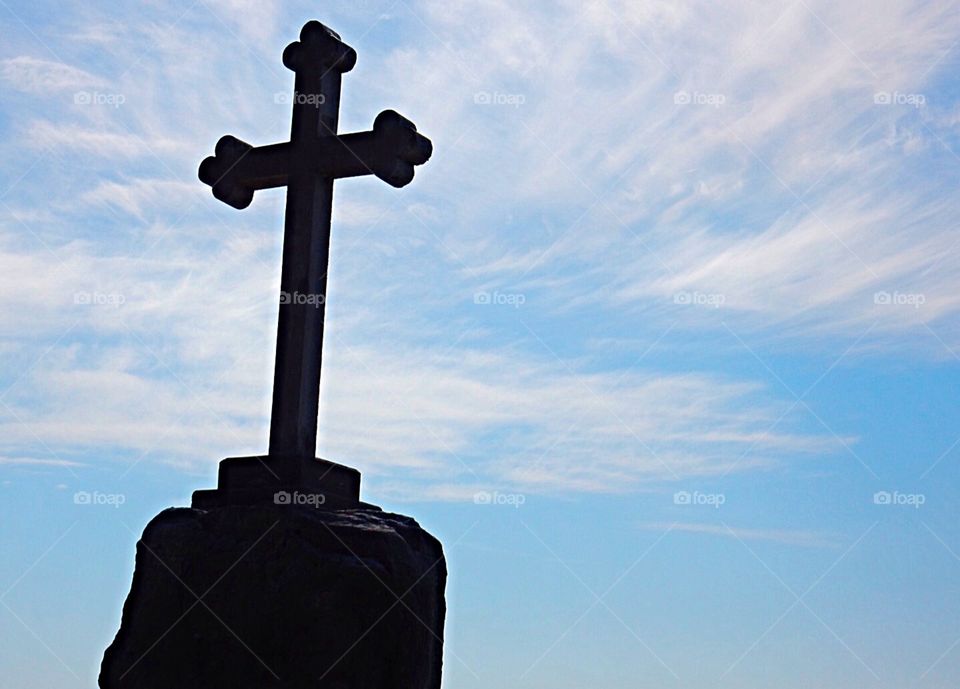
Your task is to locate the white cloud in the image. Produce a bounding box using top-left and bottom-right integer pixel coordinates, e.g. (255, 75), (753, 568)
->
(385, 0), (960, 345)
(80, 178), (202, 219)
(203, 0), (281, 48)
(24, 121), (187, 158)
(1, 0), (955, 498)
(641, 521), (836, 548)
(0, 56), (105, 93)
(0, 456), (86, 467)
(0, 208), (841, 492)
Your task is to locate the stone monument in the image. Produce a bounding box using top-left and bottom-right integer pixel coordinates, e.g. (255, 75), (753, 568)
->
(100, 21), (446, 689)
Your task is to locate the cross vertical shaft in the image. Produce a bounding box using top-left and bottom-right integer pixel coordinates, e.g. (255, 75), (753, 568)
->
(269, 53), (344, 459)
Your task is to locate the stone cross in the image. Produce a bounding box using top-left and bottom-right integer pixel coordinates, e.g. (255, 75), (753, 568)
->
(192, 21), (430, 509)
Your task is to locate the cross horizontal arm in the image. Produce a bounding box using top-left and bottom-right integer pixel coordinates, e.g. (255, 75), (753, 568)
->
(320, 110), (432, 186)
(198, 110), (432, 209)
(198, 137), (289, 208)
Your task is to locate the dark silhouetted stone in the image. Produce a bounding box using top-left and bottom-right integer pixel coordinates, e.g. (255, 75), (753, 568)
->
(100, 505), (446, 689)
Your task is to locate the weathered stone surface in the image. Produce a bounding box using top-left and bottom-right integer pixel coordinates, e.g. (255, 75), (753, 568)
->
(100, 504), (446, 689)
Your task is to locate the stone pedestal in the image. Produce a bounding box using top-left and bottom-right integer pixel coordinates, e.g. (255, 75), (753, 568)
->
(191, 455), (369, 510)
(100, 504), (446, 689)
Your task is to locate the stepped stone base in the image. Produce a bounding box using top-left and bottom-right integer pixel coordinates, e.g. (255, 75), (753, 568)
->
(191, 455), (372, 510)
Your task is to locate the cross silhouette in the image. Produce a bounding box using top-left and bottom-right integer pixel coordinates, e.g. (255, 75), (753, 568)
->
(192, 21), (431, 509)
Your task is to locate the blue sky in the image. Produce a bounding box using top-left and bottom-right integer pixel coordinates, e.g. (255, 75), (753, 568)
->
(2, 0), (960, 686)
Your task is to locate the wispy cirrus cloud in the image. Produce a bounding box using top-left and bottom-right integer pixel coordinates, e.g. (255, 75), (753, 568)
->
(384, 0), (960, 346)
(0, 56), (106, 93)
(641, 521), (837, 548)
(0, 455), (86, 467)
(24, 121), (189, 159)
(1, 0), (956, 499)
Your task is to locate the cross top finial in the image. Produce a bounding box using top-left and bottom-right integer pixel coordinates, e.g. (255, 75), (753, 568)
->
(282, 21), (357, 74)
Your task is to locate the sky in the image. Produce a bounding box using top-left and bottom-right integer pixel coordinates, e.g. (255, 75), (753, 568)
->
(1, 0), (960, 686)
